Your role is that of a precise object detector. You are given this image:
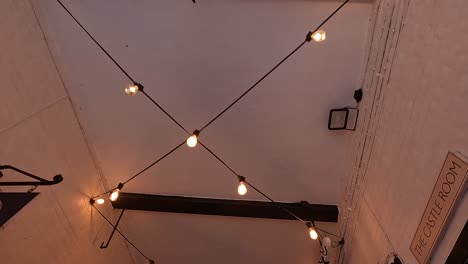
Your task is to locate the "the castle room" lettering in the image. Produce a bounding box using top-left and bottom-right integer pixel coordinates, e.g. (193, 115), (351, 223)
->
(410, 152), (468, 264)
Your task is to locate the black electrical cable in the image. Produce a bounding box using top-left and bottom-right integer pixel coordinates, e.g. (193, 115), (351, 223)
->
(198, 141), (239, 176)
(122, 140), (186, 185)
(199, 139), (309, 223)
(336, 244), (343, 264)
(92, 205), (155, 262)
(92, 140), (185, 198)
(56, 0), (189, 138)
(198, 138), (306, 224)
(317, 228), (343, 239)
(199, 0), (351, 132)
(199, 40), (306, 132)
(197, 142), (346, 250)
(57, 0), (190, 194)
(141, 90), (190, 135)
(200, 138), (347, 247)
(312, 0), (350, 36)
(246, 180), (307, 224)
(55, 0), (135, 83)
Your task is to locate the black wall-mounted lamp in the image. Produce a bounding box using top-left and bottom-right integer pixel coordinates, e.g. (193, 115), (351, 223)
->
(327, 88), (362, 131)
(328, 107), (359, 131)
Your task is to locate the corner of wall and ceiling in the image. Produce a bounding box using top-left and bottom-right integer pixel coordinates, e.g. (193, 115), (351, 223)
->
(25, 0), (138, 262)
(27, 0), (113, 199)
(338, 0), (412, 262)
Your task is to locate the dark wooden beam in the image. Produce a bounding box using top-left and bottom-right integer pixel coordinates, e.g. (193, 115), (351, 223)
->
(112, 192), (338, 222)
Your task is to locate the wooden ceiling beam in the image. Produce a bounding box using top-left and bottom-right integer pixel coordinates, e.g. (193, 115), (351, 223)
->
(111, 192), (338, 222)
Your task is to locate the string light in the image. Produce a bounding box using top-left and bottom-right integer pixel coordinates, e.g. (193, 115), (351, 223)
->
(237, 176), (247, 195)
(311, 30), (326, 42)
(306, 222), (319, 240)
(109, 183), (124, 202)
(187, 130), (200, 148)
(125, 83), (144, 96)
(90, 197), (105, 205)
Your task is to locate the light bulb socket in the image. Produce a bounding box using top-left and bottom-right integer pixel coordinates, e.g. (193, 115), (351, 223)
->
(192, 130), (200, 137)
(306, 222), (314, 229)
(134, 82), (144, 92)
(354, 88), (363, 103)
(306, 31), (313, 42)
(117, 183), (124, 190)
(89, 198), (96, 205)
(237, 175), (246, 182)
(338, 238), (345, 245)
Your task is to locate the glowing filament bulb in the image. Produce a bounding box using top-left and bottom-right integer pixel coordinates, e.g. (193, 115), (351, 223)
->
(109, 183), (124, 202)
(238, 181), (247, 195)
(187, 130), (200, 148)
(125, 83), (142, 96)
(96, 198), (105, 205)
(109, 190), (120, 201)
(125, 85), (138, 95)
(237, 176), (247, 195)
(311, 30), (326, 42)
(306, 222), (318, 240)
(309, 227), (318, 240)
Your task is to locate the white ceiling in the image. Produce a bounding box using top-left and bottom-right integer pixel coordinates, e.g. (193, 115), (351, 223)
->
(34, 0), (371, 262)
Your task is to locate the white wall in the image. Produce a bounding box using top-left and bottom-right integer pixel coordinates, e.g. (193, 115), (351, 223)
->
(0, 0), (139, 263)
(341, 0), (468, 263)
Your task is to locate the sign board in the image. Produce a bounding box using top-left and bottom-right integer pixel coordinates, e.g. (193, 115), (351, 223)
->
(0, 192), (38, 227)
(410, 152), (468, 264)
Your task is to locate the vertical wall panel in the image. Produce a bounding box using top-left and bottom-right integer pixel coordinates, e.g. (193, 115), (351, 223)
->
(0, 0), (138, 263)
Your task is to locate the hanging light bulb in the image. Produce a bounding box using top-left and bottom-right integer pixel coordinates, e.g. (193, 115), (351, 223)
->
(109, 190), (120, 201)
(306, 222), (318, 240)
(124, 83), (144, 96)
(309, 228), (318, 240)
(90, 197), (105, 205)
(187, 130), (200, 148)
(311, 30), (326, 42)
(237, 176), (247, 195)
(109, 183), (124, 202)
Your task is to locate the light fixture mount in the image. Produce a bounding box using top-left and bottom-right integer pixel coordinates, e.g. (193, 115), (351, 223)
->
(134, 82), (144, 92)
(354, 88), (363, 103)
(0, 165), (63, 187)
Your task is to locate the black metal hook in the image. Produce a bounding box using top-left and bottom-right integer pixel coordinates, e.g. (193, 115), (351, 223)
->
(100, 209), (125, 249)
(0, 165), (63, 186)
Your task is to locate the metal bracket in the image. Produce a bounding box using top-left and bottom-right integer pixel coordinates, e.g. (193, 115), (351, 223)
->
(0, 165), (63, 186)
(100, 209), (126, 249)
